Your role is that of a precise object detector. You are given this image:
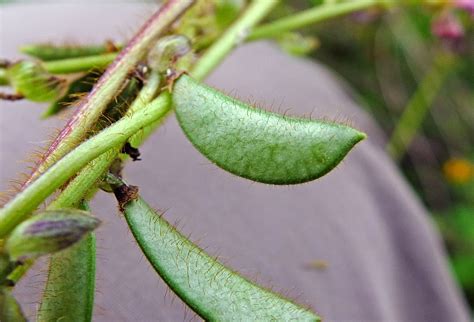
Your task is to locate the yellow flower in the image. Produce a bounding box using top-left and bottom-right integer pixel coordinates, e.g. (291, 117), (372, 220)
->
(443, 158), (474, 184)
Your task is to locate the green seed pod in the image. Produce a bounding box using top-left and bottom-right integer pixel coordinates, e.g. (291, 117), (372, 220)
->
(109, 176), (320, 321)
(173, 75), (366, 185)
(6, 61), (66, 102)
(0, 289), (27, 322)
(5, 209), (100, 261)
(147, 35), (192, 72)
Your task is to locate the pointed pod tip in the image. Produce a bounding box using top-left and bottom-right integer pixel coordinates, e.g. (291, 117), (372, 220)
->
(355, 130), (368, 142)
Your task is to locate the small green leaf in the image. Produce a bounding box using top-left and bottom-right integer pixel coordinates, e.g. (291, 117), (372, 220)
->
(0, 288), (27, 322)
(5, 209), (99, 261)
(110, 177), (320, 321)
(173, 75), (366, 184)
(6, 61), (66, 102)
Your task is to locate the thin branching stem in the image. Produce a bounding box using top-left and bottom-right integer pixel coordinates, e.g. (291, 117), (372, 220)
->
(21, 0), (195, 188)
(191, 0), (279, 81)
(0, 93), (171, 237)
(48, 72), (163, 210)
(248, 0), (393, 41)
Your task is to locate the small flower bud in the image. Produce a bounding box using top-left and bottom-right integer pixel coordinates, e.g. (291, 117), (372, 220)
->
(6, 60), (66, 102)
(5, 209), (100, 261)
(432, 13), (464, 41)
(431, 12), (465, 52)
(148, 35), (192, 72)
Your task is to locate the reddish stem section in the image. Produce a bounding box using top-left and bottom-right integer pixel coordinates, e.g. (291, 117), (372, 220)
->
(21, 0), (195, 189)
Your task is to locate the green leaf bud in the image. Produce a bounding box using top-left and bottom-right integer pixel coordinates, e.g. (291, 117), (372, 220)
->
(6, 60), (66, 102)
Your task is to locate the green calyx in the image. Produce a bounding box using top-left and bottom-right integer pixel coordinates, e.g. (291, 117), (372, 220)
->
(5, 209), (100, 261)
(6, 61), (66, 102)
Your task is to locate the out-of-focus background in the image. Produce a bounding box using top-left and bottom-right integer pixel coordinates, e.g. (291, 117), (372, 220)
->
(284, 0), (474, 311)
(1, 0), (473, 314)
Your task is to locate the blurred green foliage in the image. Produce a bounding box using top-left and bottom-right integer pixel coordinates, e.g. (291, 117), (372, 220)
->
(283, 0), (474, 310)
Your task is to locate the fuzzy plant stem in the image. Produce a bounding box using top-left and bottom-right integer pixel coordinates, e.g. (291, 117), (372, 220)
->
(0, 93), (171, 238)
(20, 0), (195, 188)
(57, 0), (282, 205)
(248, 0), (393, 41)
(35, 74), (163, 322)
(5, 0), (281, 283)
(49, 72), (163, 209)
(48, 0), (282, 210)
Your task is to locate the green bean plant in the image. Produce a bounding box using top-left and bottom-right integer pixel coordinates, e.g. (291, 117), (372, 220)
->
(0, 0), (426, 320)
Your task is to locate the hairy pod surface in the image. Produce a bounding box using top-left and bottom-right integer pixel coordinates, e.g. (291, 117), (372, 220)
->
(37, 232), (96, 322)
(113, 180), (320, 321)
(173, 75), (366, 184)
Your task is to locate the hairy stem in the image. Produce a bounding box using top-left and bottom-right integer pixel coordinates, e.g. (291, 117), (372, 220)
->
(21, 0), (195, 188)
(49, 72), (163, 209)
(5, 0), (282, 282)
(248, 0), (392, 41)
(35, 75), (163, 318)
(0, 93), (171, 237)
(46, 0), (279, 211)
